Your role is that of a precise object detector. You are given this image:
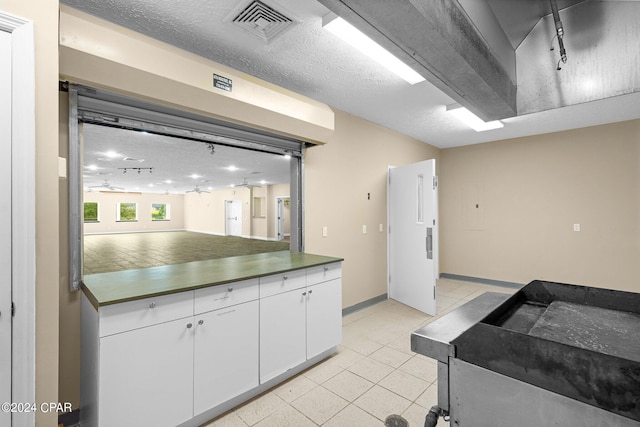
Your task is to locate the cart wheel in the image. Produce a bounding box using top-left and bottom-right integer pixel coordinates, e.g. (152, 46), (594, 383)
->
(424, 405), (440, 427)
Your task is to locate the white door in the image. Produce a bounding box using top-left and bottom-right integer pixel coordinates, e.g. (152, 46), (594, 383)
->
(225, 200), (242, 236)
(0, 29), (12, 426)
(276, 197), (290, 241)
(388, 159), (438, 315)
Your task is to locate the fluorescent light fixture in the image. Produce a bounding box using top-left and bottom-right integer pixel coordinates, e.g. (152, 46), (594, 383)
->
(446, 103), (504, 132)
(323, 13), (425, 85)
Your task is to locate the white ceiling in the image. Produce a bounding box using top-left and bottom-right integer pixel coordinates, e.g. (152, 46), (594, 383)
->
(83, 124), (291, 194)
(65, 0), (640, 193)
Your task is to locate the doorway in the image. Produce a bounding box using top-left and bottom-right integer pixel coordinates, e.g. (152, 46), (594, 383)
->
(0, 27), (12, 426)
(275, 197), (291, 241)
(225, 200), (243, 236)
(0, 11), (37, 424)
(388, 159), (438, 316)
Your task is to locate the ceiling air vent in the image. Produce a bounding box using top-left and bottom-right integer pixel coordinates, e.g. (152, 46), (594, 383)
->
(225, 0), (300, 43)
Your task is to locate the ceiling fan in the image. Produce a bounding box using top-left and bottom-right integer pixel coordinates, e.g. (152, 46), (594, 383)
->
(186, 185), (210, 194)
(89, 179), (124, 191)
(232, 178), (258, 188)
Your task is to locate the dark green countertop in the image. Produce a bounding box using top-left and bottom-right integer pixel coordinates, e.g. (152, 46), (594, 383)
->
(82, 251), (343, 308)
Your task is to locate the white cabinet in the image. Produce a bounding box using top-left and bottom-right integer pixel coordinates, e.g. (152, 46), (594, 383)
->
(99, 317), (194, 427)
(259, 262), (342, 384)
(307, 278), (342, 358)
(82, 261), (341, 427)
(260, 288), (307, 383)
(194, 299), (259, 415)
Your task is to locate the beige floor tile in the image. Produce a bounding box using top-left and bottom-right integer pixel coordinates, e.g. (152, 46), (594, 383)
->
(415, 381), (438, 409)
(234, 392), (286, 426)
(327, 346), (365, 369)
(323, 370), (374, 402)
(398, 355), (438, 383)
(378, 368), (431, 401)
(436, 295), (459, 314)
(201, 411), (248, 427)
(341, 336), (384, 355)
(347, 356), (395, 383)
(369, 346), (413, 368)
(401, 403), (430, 427)
(291, 386), (349, 425)
(273, 375), (318, 403)
(253, 405), (317, 427)
(353, 385), (412, 421)
(386, 333), (419, 355)
(323, 404), (383, 427)
(303, 360), (344, 384)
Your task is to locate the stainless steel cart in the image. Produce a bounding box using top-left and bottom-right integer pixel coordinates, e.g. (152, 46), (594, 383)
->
(411, 280), (640, 427)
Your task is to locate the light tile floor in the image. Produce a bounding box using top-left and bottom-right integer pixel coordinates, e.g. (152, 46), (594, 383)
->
(202, 279), (518, 427)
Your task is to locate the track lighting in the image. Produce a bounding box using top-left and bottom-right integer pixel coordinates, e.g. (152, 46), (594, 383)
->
(119, 167), (154, 174)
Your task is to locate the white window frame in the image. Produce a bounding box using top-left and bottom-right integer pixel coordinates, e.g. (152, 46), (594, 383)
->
(83, 201), (100, 222)
(117, 202), (138, 222)
(151, 202), (170, 221)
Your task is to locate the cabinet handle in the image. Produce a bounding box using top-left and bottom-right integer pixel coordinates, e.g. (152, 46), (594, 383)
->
(186, 323), (193, 329)
(283, 275), (288, 280)
(198, 320), (204, 325)
(302, 291), (307, 296)
(324, 266), (329, 272)
(228, 287), (233, 293)
(309, 290), (313, 294)
(149, 302), (156, 309)
(217, 309), (236, 316)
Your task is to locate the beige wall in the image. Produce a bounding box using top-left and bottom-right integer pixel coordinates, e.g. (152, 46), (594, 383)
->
(58, 6), (334, 145)
(305, 109), (440, 308)
(3, 0), (60, 425)
(440, 119), (640, 292)
(184, 188), (251, 236)
(83, 192), (185, 234)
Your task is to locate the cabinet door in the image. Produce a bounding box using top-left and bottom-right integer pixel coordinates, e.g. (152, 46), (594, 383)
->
(194, 300), (259, 415)
(99, 318), (194, 427)
(307, 278), (342, 359)
(260, 289), (307, 383)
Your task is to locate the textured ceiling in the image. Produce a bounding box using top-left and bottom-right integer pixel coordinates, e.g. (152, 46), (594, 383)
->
(61, 0), (640, 150)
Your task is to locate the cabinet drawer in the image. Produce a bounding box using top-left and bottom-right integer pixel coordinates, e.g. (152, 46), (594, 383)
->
(99, 291), (194, 337)
(194, 278), (259, 314)
(306, 262), (342, 286)
(260, 269), (306, 298)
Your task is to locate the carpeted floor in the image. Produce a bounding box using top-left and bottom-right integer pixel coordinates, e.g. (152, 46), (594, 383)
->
(83, 231), (290, 275)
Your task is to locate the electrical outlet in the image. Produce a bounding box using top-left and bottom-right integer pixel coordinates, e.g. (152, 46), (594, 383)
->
(362, 225), (367, 234)
(573, 224), (581, 232)
(379, 223), (384, 232)
(322, 226), (328, 237)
